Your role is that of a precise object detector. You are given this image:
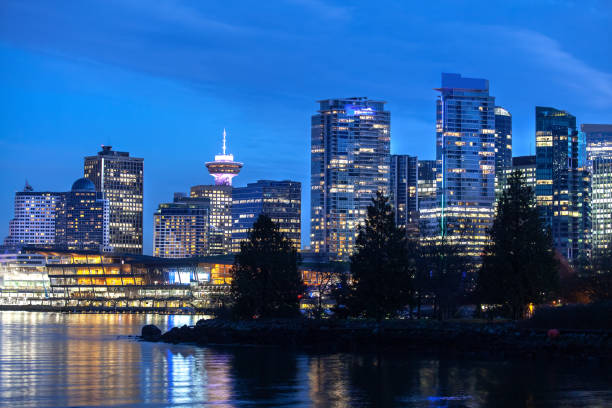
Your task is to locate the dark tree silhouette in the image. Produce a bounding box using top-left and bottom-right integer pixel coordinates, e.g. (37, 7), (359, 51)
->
(478, 170), (558, 319)
(349, 191), (414, 321)
(417, 238), (470, 320)
(230, 214), (304, 319)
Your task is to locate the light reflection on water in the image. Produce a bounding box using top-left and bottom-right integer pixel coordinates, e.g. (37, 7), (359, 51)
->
(0, 311), (610, 407)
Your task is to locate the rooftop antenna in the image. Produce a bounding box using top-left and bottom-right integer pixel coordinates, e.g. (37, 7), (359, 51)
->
(222, 128), (227, 155)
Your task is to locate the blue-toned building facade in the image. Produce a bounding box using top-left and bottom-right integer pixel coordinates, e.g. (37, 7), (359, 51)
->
(390, 155), (419, 236)
(310, 97), (391, 260)
(535, 106), (590, 262)
(232, 180), (301, 252)
(421, 73), (496, 262)
(494, 106), (512, 194)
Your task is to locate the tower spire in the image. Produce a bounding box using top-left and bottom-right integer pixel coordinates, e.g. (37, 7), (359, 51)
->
(222, 128), (227, 155)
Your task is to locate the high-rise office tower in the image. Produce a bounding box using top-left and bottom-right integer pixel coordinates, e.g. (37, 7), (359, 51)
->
(4, 182), (63, 247)
(535, 107), (590, 262)
(494, 106), (512, 194)
(84, 146), (144, 254)
(232, 180), (301, 252)
(508, 155), (537, 191)
(153, 196), (210, 258)
(190, 185), (232, 256)
(390, 155), (418, 236)
(310, 97), (390, 260)
(55, 178), (109, 251)
(424, 73), (496, 261)
(417, 159), (438, 237)
(591, 158), (612, 256)
(582, 124), (612, 162)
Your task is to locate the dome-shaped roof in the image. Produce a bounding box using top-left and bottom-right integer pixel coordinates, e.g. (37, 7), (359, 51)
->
(71, 178), (96, 192)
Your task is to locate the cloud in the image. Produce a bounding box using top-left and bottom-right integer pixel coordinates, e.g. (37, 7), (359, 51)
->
(285, 0), (351, 20)
(493, 26), (612, 107)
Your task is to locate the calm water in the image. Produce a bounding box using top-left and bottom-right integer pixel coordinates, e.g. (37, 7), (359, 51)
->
(0, 312), (610, 407)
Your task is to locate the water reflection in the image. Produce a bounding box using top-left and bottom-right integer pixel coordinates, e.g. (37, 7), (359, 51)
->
(0, 312), (610, 407)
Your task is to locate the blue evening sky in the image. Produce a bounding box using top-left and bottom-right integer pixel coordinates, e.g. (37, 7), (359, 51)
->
(1, 0), (611, 253)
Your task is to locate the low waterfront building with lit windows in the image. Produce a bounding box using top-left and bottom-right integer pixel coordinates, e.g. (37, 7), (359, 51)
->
(494, 106), (512, 194)
(232, 180), (301, 252)
(153, 196), (210, 258)
(0, 251), (53, 305)
(4, 182), (63, 247)
(535, 106), (590, 262)
(424, 73), (496, 263)
(390, 155), (418, 237)
(84, 146), (144, 254)
(310, 97), (390, 260)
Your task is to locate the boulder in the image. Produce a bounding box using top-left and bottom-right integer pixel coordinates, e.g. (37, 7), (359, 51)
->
(141, 324), (162, 341)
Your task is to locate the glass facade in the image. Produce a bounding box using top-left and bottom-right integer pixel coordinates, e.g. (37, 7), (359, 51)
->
(535, 106), (590, 262)
(591, 158), (612, 256)
(425, 73), (496, 262)
(232, 180), (301, 252)
(390, 155), (418, 237)
(55, 179), (109, 251)
(190, 185), (233, 255)
(153, 197), (210, 259)
(494, 106), (512, 194)
(310, 97), (390, 260)
(507, 155), (537, 191)
(582, 124), (612, 162)
(84, 146), (144, 254)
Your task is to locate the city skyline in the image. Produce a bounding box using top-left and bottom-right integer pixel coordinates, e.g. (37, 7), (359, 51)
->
(1, 1), (611, 253)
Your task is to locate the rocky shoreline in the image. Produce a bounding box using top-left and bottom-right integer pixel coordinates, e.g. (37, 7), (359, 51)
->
(141, 318), (612, 360)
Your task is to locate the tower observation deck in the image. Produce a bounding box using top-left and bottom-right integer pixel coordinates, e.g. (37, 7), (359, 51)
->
(205, 129), (243, 186)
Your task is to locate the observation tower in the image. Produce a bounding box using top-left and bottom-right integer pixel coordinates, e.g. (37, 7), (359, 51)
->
(205, 129), (243, 186)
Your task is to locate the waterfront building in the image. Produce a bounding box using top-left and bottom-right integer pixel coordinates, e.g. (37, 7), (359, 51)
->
(424, 73), (496, 261)
(390, 155), (418, 236)
(153, 196), (210, 258)
(504, 155), (537, 191)
(494, 106), (513, 194)
(0, 251), (52, 305)
(232, 180), (301, 252)
(591, 157), (612, 256)
(582, 124), (612, 162)
(4, 182), (63, 247)
(84, 146), (144, 254)
(310, 97), (390, 260)
(55, 178), (109, 251)
(535, 106), (590, 262)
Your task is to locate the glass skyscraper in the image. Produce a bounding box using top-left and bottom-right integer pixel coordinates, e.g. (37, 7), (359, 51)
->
(190, 185), (233, 255)
(535, 106), (590, 262)
(84, 146), (144, 254)
(232, 180), (301, 253)
(582, 124), (612, 162)
(591, 158), (612, 256)
(310, 97), (390, 260)
(422, 73), (496, 261)
(55, 178), (109, 251)
(494, 106), (512, 194)
(390, 155), (418, 237)
(508, 155), (537, 191)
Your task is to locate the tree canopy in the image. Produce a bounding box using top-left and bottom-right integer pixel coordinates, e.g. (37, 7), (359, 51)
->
(231, 214), (304, 319)
(478, 170), (558, 319)
(349, 191), (414, 321)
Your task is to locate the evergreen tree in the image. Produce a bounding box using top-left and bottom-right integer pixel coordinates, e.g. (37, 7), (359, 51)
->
(478, 170), (558, 319)
(230, 214), (304, 319)
(349, 192), (413, 321)
(417, 238), (470, 320)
